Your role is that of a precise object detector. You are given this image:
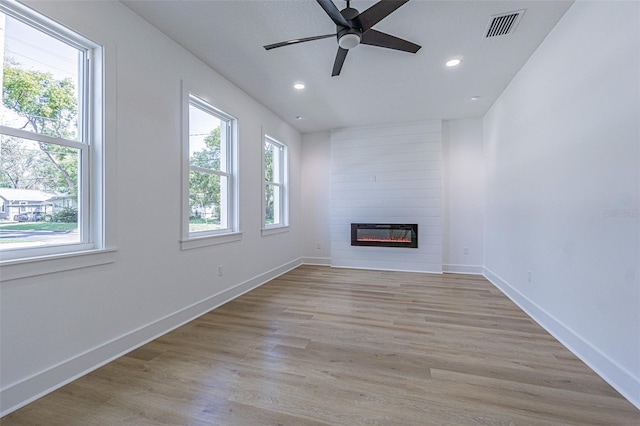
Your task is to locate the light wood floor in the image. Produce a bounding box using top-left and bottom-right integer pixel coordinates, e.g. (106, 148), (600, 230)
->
(4, 265), (639, 425)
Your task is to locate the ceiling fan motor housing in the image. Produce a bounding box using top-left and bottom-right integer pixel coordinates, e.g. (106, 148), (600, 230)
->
(337, 7), (362, 49)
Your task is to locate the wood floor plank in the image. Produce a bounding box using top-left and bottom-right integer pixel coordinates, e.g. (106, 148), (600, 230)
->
(3, 265), (639, 425)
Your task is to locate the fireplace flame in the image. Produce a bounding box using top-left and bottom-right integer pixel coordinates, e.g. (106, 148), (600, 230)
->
(357, 237), (411, 243)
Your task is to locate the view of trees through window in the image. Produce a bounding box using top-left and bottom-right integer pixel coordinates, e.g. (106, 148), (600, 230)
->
(189, 126), (223, 231)
(263, 139), (276, 225)
(0, 11), (82, 250)
(187, 99), (232, 235)
(263, 136), (285, 227)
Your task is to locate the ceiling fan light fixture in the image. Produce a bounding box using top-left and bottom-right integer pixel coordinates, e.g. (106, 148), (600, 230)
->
(338, 33), (361, 50)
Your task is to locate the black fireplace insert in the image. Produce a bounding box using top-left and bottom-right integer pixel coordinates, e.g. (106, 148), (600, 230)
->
(351, 223), (418, 248)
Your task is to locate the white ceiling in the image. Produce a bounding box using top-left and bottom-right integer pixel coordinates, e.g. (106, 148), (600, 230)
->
(121, 0), (573, 133)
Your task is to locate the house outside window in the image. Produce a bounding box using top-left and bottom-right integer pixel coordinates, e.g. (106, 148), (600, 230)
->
(182, 93), (238, 247)
(263, 135), (288, 229)
(0, 0), (104, 261)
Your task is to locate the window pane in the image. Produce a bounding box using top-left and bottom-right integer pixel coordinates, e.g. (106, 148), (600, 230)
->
(0, 136), (80, 250)
(264, 140), (274, 182)
(264, 183), (280, 226)
(189, 170), (228, 233)
(264, 137), (286, 228)
(1, 13), (83, 141)
(264, 184), (273, 225)
(189, 104), (224, 172)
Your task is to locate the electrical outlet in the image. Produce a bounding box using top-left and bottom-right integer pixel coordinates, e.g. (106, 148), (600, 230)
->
(463, 247), (469, 255)
(316, 242), (322, 250)
(218, 265), (224, 277)
(527, 271), (532, 283)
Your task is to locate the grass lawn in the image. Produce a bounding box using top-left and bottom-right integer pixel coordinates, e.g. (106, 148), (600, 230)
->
(189, 222), (222, 232)
(0, 222), (77, 232)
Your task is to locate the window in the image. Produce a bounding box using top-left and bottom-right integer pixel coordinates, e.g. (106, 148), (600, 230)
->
(263, 135), (288, 230)
(182, 93), (238, 247)
(0, 1), (104, 262)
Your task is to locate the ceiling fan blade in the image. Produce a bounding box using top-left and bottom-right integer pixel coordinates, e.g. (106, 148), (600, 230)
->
(358, 0), (410, 32)
(264, 33), (335, 50)
(316, 0), (350, 28)
(332, 47), (348, 76)
(360, 29), (421, 53)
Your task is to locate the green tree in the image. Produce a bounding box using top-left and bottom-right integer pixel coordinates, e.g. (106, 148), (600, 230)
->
(189, 128), (221, 222)
(0, 136), (59, 189)
(1, 136), (36, 188)
(2, 65), (78, 195)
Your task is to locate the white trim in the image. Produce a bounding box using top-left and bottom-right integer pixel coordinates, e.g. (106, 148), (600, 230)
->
(0, 126), (85, 150)
(301, 256), (331, 266)
(96, 40), (117, 255)
(189, 165), (231, 178)
(180, 231), (242, 250)
(0, 257), (302, 416)
(483, 267), (640, 410)
(0, 241), (94, 262)
(261, 225), (290, 237)
(330, 265), (444, 275)
(0, 248), (116, 282)
(442, 263), (483, 274)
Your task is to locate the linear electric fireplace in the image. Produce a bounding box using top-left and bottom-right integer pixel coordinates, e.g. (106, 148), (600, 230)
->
(351, 223), (418, 248)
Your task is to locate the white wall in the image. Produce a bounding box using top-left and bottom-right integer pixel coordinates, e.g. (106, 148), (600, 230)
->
(483, 0), (639, 408)
(301, 132), (331, 264)
(442, 119), (484, 274)
(0, 0), (302, 415)
(329, 122), (442, 273)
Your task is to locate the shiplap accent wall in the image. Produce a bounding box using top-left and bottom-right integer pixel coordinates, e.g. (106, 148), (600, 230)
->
(330, 121), (442, 272)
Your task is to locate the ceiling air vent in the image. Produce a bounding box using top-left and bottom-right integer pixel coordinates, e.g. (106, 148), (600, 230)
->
(484, 10), (525, 38)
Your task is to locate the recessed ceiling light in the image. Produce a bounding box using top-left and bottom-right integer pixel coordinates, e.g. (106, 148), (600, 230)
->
(470, 96), (481, 101)
(293, 82), (305, 90)
(295, 115), (303, 120)
(446, 58), (462, 67)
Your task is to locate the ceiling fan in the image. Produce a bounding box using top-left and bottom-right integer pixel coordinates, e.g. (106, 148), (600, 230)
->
(264, 0), (421, 77)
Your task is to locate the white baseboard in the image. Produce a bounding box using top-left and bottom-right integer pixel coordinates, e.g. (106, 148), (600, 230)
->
(330, 264), (443, 274)
(301, 256), (331, 266)
(442, 263), (483, 274)
(0, 258), (302, 417)
(483, 267), (640, 411)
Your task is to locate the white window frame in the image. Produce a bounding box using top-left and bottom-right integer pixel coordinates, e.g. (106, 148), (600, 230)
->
(262, 133), (288, 235)
(181, 87), (240, 250)
(0, 0), (114, 277)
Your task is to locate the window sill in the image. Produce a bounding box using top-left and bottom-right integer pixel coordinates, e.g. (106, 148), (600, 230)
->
(180, 231), (243, 250)
(0, 248), (117, 282)
(261, 225), (290, 237)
